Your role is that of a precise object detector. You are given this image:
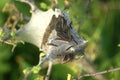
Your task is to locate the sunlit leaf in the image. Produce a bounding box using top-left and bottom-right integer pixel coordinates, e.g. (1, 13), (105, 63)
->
(118, 44), (120, 47)
(67, 74), (72, 80)
(32, 66), (41, 74)
(40, 2), (48, 10)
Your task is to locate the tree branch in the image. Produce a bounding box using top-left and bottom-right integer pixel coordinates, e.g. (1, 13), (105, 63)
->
(78, 58), (105, 80)
(78, 67), (120, 79)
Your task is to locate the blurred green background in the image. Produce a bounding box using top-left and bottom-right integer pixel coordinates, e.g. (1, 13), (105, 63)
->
(0, 0), (120, 80)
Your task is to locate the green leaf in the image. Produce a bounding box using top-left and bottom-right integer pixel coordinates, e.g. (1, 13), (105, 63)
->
(34, 77), (44, 80)
(10, 30), (16, 39)
(23, 67), (32, 75)
(40, 52), (46, 58)
(67, 74), (71, 80)
(118, 44), (120, 47)
(32, 66), (41, 74)
(40, 2), (48, 10)
(0, 29), (5, 39)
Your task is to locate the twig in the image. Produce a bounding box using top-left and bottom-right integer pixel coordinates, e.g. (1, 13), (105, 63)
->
(78, 67), (120, 79)
(85, 0), (91, 16)
(0, 40), (17, 52)
(0, 40), (14, 45)
(3, 15), (11, 27)
(45, 61), (53, 80)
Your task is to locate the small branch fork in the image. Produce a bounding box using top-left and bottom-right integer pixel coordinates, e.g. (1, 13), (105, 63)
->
(78, 67), (120, 79)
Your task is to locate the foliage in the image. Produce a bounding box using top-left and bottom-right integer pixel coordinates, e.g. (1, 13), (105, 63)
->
(0, 0), (120, 80)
